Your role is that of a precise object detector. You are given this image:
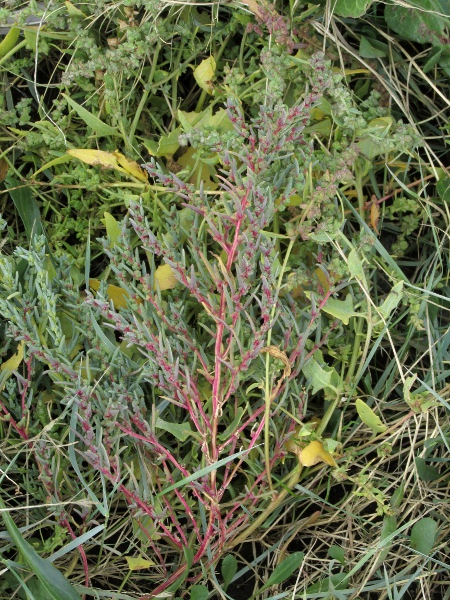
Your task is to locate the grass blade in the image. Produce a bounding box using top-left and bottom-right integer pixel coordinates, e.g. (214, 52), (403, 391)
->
(0, 496), (82, 600)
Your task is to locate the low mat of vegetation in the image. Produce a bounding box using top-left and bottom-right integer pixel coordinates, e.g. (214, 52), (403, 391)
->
(0, 1), (449, 599)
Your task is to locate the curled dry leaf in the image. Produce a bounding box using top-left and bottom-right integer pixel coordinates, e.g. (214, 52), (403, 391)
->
(260, 345), (291, 400)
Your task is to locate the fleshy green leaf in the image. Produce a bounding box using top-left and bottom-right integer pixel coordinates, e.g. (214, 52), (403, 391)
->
(102, 212), (121, 246)
(328, 546), (346, 565)
(410, 517), (438, 555)
(359, 36), (387, 58)
(0, 26), (20, 58)
(355, 399), (387, 433)
(221, 554), (237, 592)
(415, 457), (441, 482)
(189, 585), (209, 600)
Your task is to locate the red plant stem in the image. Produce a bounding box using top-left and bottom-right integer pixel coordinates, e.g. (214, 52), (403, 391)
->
(62, 519), (90, 587)
(211, 188), (250, 467)
(0, 401), (28, 439)
(362, 173), (435, 210)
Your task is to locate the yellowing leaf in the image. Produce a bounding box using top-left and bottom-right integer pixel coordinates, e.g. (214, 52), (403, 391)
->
(125, 556), (154, 570)
(67, 149), (119, 169)
(355, 399), (387, 434)
(177, 146), (218, 190)
(89, 279), (141, 310)
(194, 56), (216, 94)
(101, 212), (121, 246)
(113, 151), (148, 182)
(299, 440), (337, 468)
(1, 342), (24, 373)
(154, 264), (178, 291)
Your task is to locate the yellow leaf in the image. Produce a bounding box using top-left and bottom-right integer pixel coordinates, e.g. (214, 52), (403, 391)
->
(1, 342), (24, 373)
(154, 264), (178, 291)
(67, 149), (119, 169)
(113, 151), (148, 182)
(193, 56), (216, 94)
(299, 441), (337, 468)
(125, 556), (154, 570)
(101, 212), (121, 246)
(177, 146), (218, 190)
(89, 279), (141, 310)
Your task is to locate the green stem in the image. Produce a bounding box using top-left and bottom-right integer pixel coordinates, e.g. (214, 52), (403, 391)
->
(264, 237), (296, 491)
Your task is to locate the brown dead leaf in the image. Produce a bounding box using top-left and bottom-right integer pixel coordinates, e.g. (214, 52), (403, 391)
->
(0, 158), (8, 183)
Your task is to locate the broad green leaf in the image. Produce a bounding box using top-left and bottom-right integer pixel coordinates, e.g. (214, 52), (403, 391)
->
(377, 281), (404, 321)
(144, 128), (181, 157)
(347, 249), (365, 280)
(390, 484), (404, 509)
(221, 554), (237, 592)
(332, 0), (372, 18)
(306, 572), (348, 593)
(166, 547), (193, 594)
(24, 29), (37, 52)
(253, 552), (304, 597)
(218, 408), (245, 441)
(193, 56), (216, 93)
(155, 418), (193, 442)
(415, 457), (440, 482)
(355, 399), (387, 433)
(178, 107), (233, 133)
(436, 177), (450, 202)
(322, 294), (361, 325)
(0, 496), (82, 600)
(410, 517), (438, 555)
(303, 358), (339, 394)
(62, 93), (118, 136)
(0, 26), (20, 58)
(328, 546), (346, 565)
(6, 177), (44, 242)
(189, 585), (209, 600)
(102, 212), (121, 246)
(125, 556), (154, 570)
(385, 1), (447, 47)
(374, 515), (397, 568)
(359, 36), (386, 58)
(65, 0), (87, 17)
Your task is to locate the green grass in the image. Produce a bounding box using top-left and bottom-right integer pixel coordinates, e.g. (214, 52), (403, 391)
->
(0, 1), (449, 599)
